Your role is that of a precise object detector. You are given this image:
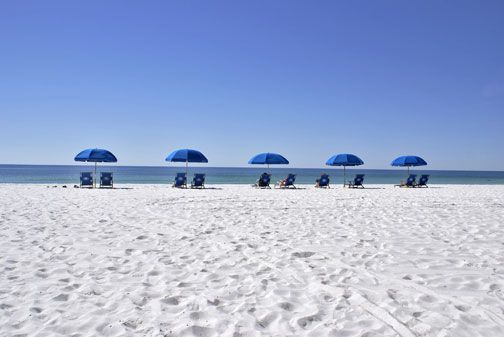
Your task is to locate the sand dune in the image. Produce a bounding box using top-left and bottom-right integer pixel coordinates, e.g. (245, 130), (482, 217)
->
(1, 184), (504, 336)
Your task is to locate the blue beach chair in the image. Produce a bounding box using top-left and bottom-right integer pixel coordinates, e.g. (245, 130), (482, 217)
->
(173, 172), (187, 188)
(315, 174), (330, 188)
(191, 173), (206, 189)
(396, 174), (417, 187)
(80, 172), (93, 188)
(275, 173), (296, 189)
(348, 174), (365, 188)
(100, 172), (113, 188)
(254, 173), (271, 188)
(417, 174), (429, 187)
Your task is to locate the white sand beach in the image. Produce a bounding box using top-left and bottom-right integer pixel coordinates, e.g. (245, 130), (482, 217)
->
(1, 184), (504, 337)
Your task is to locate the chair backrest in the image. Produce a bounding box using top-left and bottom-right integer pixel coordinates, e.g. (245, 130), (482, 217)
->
(406, 174), (417, 186)
(80, 172), (93, 186)
(174, 173), (187, 186)
(354, 174), (365, 185)
(193, 173), (205, 186)
(285, 174), (296, 186)
(100, 172), (113, 186)
(418, 174), (429, 185)
(318, 174), (330, 186)
(259, 173), (271, 186)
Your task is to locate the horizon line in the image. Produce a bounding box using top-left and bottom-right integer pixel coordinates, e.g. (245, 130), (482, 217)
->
(0, 163), (503, 173)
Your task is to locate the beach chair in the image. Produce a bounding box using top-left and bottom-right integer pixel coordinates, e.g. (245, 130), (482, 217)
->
(191, 173), (206, 189)
(80, 172), (93, 188)
(348, 174), (365, 188)
(100, 172), (113, 188)
(396, 174), (417, 187)
(254, 173), (271, 188)
(315, 174), (330, 188)
(275, 173), (296, 189)
(417, 174), (429, 187)
(173, 172), (187, 188)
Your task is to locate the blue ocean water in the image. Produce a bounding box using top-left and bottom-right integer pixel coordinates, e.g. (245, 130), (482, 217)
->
(0, 165), (503, 185)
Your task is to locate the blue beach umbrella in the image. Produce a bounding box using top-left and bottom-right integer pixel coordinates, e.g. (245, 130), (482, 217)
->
(391, 155), (427, 175)
(74, 148), (118, 187)
(248, 152), (289, 169)
(165, 148), (208, 176)
(326, 153), (364, 186)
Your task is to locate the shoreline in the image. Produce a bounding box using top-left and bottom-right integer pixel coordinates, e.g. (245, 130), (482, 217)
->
(1, 183), (503, 187)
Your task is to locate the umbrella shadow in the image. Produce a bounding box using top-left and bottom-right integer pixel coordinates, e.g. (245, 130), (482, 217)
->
(70, 185), (134, 190)
(184, 187), (223, 190)
(275, 187), (308, 190)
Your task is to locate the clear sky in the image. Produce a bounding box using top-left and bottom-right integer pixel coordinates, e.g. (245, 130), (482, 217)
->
(1, 1), (503, 170)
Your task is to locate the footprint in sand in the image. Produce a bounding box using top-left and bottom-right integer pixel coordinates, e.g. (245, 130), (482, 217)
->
(292, 252), (316, 258)
(161, 297), (179, 305)
(181, 326), (215, 337)
(63, 284), (80, 291)
(455, 304), (471, 312)
(257, 312), (278, 329)
(278, 302), (294, 311)
(30, 307), (43, 313)
(297, 313), (322, 329)
(53, 294), (69, 301)
(207, 298), (220, 306)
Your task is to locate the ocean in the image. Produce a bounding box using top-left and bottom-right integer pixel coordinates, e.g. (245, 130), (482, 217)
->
(0, 165), (503, 185)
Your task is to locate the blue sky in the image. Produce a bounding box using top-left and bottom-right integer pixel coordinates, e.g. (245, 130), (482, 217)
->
(1, 1), (503, 170)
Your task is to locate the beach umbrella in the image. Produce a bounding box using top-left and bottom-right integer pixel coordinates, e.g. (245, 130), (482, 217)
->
(248, 152), (289, 169)
(74, 148), (118, 187)
(165, 148), (208, 177)
(391, 155), (427, 175)
(326, 153), (364, 186)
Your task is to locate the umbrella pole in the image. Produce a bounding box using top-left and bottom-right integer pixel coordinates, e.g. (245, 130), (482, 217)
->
(186, 160), (188, 187)
(343, 166), (346, 187)
(94, 162), (97, 188)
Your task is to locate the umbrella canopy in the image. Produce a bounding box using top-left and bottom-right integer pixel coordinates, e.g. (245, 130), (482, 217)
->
(326, 153), (364, 166)
(391, 155), (427, 175)
(165, 149), (208, 163)
(74, 148), (118, 162)
(248, 153), (289, 166)
(326, 153), (364, 186)
(391, 155), (427, 167)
